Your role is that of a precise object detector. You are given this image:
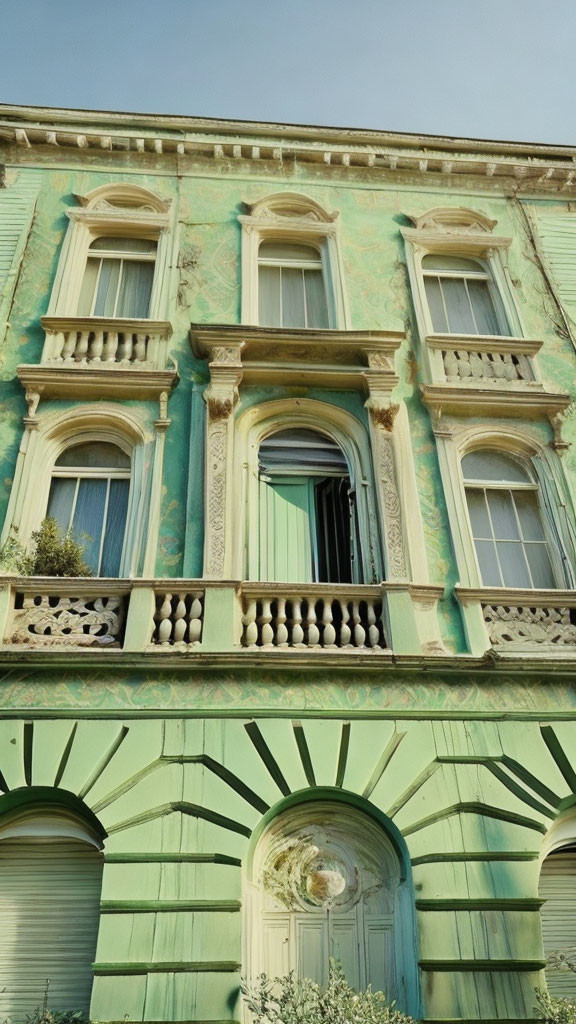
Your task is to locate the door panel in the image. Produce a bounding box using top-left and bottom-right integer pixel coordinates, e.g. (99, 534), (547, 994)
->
(258, 476), (316, 582)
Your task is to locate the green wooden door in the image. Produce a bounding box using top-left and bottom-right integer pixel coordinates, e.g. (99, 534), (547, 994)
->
(258, 475), (317, 582)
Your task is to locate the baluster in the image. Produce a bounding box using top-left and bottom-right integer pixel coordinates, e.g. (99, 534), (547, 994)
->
(117, 332), (132, 363)
(242, 599), (258, 648)
(75, 330), (89, 363)
(443, 350), (458, 380)
(340, 600), (352, 647)
(469, 351), (484, 378)
(291, 599), (304, 646)
(188, 592), (203, 644)
(259, 599), (274, 647)
(156, 592), (173, 645)
(516, 354), (532, 380)
(89, 330), (104, 363)
(172, 593), (187, 644)
(147, 334), (160, 367)
(367, 601), (381, 648)
(493, 354), (507, 379)
(351, 601), (366, 648)
(51, 331), (66, 362)
(305, 599), (320, 647)
(482, 353), (496, 378)
(502, 353), (516, 380)
(276, 598), (288, 646)
(322, 599), (337, 648)
(103, 331), (119, 362)
(61, 331), (76, 362)
(457, 350), (472, 377)
(135, 333), (148, 362)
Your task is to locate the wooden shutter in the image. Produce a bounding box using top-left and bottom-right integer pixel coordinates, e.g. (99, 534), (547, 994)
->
(0, 839), (103, 1022)
(534, 214), (576, 323)
(539, 850), (576, 997)
(0, 170), (42, 345)
(258, 475), (316, 582)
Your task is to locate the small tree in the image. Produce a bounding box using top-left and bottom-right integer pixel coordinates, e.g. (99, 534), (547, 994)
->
(536, 953), (576, 1024)
(0, 518), (92, 578)
(242, 958), (416, 1024)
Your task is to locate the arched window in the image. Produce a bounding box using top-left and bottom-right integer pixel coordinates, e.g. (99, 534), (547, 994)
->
(539, 842), (576, 997)
(77, 236), (157, 319)
(257, 428), (361, 583)
(246, 799), (418, 1013)
(422, 254), (508, 336)
(0, 799), (104, 1022)
(258, 242), (329, 329)
(47, 441), (131, 576)
(462, 450), (555, 588)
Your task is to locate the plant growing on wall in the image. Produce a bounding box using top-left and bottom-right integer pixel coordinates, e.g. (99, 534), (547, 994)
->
(536, 953), (576, 1024)
(0, 518), (92, 577)
(242, 958), (416, 1024)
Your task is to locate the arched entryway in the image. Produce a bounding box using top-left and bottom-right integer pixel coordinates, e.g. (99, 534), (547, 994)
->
(540, 809), (576, 998)
(245, 792), (418, 1013)
(0, 788), (105, 1022)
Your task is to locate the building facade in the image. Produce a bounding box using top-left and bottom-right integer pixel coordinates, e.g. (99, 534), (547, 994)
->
(0, 103), (576, 1024)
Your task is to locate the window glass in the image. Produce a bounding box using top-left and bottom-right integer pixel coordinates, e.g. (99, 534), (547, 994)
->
(258, 242), (329, 329)
(47, 442), (130, 577)
(422, 253), (506, 336)
(463, 450), (555, 588)
(78, 237), (157, 319)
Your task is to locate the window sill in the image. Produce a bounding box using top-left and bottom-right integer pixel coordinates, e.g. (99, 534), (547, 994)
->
(17, 363), (178, 402)
(421, 382), (569, 419)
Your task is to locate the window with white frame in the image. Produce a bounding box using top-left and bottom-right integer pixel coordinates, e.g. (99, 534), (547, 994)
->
(77, 236), (157, 318)
(47, 441), (131, 577)
(258, 242), (329, 329)
(422, 254), (508, 336)
(462, 450), (556, 589)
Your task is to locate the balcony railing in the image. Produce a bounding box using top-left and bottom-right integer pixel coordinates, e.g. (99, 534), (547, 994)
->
(241, 583), (387, 651)
(0, 578), (444, 657)
(40, 316), (173, 370)
(457, 586), (576, 655)
(425, 333), (542, 388)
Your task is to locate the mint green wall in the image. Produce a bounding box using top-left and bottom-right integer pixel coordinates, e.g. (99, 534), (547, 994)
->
(4, 158), (576, 628)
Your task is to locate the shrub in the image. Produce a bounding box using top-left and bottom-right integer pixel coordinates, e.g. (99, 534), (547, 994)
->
(242, 958), (416, 1024)
(536, 989), (576, 1024)
(0, 517), (92, 578)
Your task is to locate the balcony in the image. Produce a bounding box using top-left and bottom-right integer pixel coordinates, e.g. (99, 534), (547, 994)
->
(0, 577), (444, 658)
(420, 333), (570, 420)
(457, 586), (576, 656)
(17, 316), (177, 400)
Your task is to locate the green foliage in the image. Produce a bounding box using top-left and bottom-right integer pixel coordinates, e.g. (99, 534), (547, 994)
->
(2, 980), (88, 1024)
(242, 958), (415, 1024)
(536, 953), (576, 1023)
(536, 990), (576, 1024)
(0, 518), (92, 578)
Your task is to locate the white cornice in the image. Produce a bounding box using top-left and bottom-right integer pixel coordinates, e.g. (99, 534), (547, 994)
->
(2, 103), (576, 190)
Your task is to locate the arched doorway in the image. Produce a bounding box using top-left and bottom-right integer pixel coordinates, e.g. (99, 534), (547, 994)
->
(245, 796), (418, 1012)
(0, 789), (105, 1022)
(540, 811), (576, 999)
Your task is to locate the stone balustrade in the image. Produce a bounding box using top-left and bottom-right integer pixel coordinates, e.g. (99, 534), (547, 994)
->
(240, 584), (387, 651)
(457, 587), (576, 655)
(151, 589), (204, 647)
(0, 578), (445, 656)
(426, 334), (541, 388)
(40, 317), (173, 369)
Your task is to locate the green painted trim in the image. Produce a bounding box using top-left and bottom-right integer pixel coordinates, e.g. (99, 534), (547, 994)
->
(362, 729), (405, 799)
(483, 762), (557, 820)
(541, 724), (576, 791)
(100, 900), (240, 913)
(334, 722), (350, 788)
(246, 787), (412, 882)
(184, 754), (270, 814)
(402, 802), (548, 837)
(2, 708), (576, 722)
(418, 960), (546, 972)
(0, 786), (107, 839)
(106, 801), (252, 838)
(415, 899), (544, 911)
(412, 852), (539, 865)
(501, 754), (562, 808)
(244, 721), (291, 796)
(104, 852), (241, 865)
(53, 722), (77, 787)
(93, 962), (241, 975)
(23, 721), (33, 787)
(386, 761), (440, 818)
(293, 722), (316, 786)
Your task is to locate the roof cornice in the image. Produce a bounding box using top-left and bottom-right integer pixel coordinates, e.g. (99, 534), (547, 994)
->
(2, 103), (576, 189)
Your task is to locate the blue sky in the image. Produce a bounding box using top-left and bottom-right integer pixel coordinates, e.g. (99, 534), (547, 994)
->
(1, 0), (575, 145)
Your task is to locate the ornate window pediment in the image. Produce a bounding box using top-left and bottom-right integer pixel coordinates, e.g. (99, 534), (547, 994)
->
(245, 191), (338, 225)
(406, 206), (497, 234)
(73, 183), (171, 214)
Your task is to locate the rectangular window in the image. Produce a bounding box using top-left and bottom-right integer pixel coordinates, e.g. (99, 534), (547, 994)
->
(77, 237), (157, 319)
(258, 242), (329, 329)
